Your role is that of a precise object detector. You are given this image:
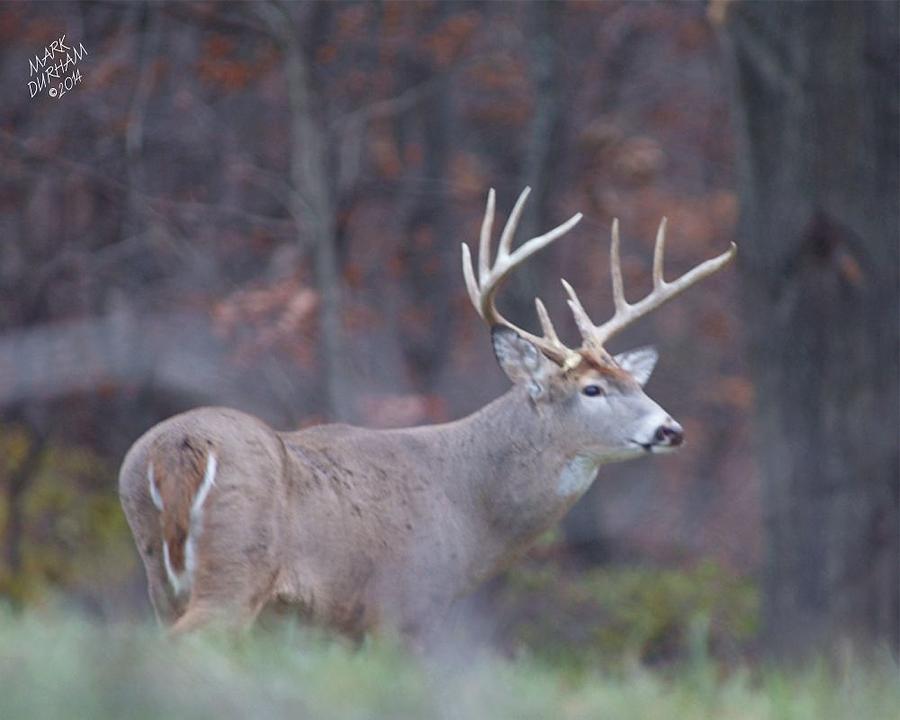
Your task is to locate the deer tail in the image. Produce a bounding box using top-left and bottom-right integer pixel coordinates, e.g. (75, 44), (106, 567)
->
(147, 439), (218, 596)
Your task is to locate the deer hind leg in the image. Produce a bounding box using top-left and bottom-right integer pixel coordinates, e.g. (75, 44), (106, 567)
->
(130, 518), (184, 627)
(165, 453), (284, 635)
(168, 595), (265, 637)
(120, 480), (183, 627)
(168, 601), (216, 636)
(166, 511), (282, 636)
(168, 568), (279, 636)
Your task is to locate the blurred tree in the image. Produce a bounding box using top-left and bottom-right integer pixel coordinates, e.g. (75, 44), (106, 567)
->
(258, 1), (351, 421)
(397, 0), (457, 390)
(725, 0), (899, 658)
(510, 0), (565, 321)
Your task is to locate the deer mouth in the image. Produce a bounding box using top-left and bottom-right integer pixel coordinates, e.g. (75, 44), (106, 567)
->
(629, 439), (654, 453)
(629, 439), (679, 454)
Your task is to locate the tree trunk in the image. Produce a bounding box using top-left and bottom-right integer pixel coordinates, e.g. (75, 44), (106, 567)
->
(725, 0), (899, 658)
(261, 1), (350, 422)
(399, 2), (455, 390)
(509, 0), (565, 326)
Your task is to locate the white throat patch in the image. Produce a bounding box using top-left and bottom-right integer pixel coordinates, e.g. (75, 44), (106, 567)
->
(557, 455), (599, 497)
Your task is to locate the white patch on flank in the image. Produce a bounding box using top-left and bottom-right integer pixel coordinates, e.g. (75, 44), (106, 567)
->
(557, 455), (599, 497)
(148, 462), (163, 511)
(163, 451), (218, 597)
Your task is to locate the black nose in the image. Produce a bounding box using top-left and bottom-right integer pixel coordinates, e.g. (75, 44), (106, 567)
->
(654, 423), (684, 447)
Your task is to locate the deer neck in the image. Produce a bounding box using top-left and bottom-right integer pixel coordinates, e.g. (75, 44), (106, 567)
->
(443, 386), (599, 565)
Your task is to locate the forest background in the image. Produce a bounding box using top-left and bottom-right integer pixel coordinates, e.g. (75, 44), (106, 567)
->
(0, 0), (896, 681)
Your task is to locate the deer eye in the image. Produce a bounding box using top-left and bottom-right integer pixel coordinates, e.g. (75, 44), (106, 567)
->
(582, 384), (604, 397)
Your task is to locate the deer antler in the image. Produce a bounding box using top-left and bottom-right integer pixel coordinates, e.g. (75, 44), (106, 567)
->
(463, 188), (736, 367)
(562, 217), (737, 350)
(462, 187), (583, 365)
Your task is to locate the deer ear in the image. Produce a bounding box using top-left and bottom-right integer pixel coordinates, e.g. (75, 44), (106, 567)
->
(614, 346), (658, 387)
(491, 327), (555, 399)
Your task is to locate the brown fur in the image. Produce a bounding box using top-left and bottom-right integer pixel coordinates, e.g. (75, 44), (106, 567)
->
(576, 348), (636, 384)
(151, 437), (209, 573)
(120, 375), (673, 639)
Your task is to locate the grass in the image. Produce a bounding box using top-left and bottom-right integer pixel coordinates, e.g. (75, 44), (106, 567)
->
(494, 558), (759, 672)
(0, 608), (897, 720)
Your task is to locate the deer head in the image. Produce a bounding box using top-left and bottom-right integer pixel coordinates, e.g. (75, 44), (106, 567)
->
(462, 187), (736, 463)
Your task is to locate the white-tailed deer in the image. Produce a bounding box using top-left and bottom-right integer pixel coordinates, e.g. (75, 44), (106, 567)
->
(119, 188), (735, 639)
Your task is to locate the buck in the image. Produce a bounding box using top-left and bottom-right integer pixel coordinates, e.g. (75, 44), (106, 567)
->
(119, 188), (735, 639)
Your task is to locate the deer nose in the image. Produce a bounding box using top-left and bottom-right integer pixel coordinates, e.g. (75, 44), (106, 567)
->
(654, 420), (683, 447)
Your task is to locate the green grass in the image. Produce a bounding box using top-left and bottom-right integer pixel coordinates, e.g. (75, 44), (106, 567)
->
(495, 558), (759, 672)
(0, 608), (897, 720)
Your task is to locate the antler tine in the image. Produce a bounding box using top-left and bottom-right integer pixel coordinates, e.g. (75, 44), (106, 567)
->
(498, 187), (531, 260)
(560, 278), (598, 348)
(652, 217), (666, 289)
(461, 242), (482, 315)
(534, 297), (561, 346)
(461, 188), (584, 363)
(588, 220), (737, 346)
(478, 188), (496, 285)
(609, 219), (628, 313)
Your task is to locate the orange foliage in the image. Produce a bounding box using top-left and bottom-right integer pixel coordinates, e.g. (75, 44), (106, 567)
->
(343, 262), (365, 290)
(197, 56), (254, 91)
(335, 4), (370, 43)
(371, 122), (403, 179)
(213, 278), (319, 368)
(203, 35), (236, 59)
(425, 12), (478, 67)
(708, 376), (755, 410)
(196, 35), (273, 92)
(449, 152), (489, 199)
(0, 4), (24, 42)
(316, 44), (337, 65)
